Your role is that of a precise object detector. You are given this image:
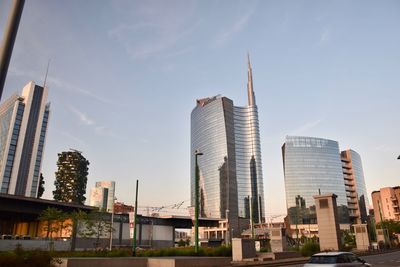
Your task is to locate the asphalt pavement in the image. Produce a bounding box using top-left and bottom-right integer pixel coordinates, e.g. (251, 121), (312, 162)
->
(288, 250), (400, 267)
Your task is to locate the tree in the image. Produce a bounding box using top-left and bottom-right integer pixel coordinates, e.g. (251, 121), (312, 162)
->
(53, 150), (89, 204)
(38, 207), (65, 239)
(37, 173), (45, 198)
(377, 220), (400, 239)
(69, 210), (88, 251)
(81, 210), (113, 249)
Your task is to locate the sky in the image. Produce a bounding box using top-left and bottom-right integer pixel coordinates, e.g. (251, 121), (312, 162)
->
(0, 0), (399, 217)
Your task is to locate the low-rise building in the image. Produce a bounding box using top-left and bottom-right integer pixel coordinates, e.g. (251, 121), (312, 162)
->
(371, 186), (400, 224)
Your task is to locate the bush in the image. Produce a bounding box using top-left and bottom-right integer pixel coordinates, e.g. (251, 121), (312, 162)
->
(136, 246), (232, 257)
(300, 242), (320, 257)
(0, 246), (59, 267)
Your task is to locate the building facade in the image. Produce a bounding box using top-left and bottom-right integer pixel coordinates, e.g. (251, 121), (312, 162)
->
(53, 150), (89, 205)
(282, 136), (349, 226)
(282, 136), (371, 233)
(341, 149), (370, 223)
(0, 82), (50, 197)
(190, 56), (265, 234)
(89, 181), (115, 212)
(371, 186), (400, 224)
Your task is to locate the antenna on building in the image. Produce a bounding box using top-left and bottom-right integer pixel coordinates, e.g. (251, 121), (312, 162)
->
(43, 59), (51, 88)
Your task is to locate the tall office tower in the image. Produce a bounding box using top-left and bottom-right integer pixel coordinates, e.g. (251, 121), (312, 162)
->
(341, 150), (370, 224)
(371, 187), (400, 224)
(190, 56), (265, 234)
(282, 136), (350, 227)
(0, 81), (50, 198)
(89, 181), (115, 212)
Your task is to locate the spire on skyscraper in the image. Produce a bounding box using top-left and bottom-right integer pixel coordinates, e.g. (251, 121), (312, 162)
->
(247, 53), (256, 106)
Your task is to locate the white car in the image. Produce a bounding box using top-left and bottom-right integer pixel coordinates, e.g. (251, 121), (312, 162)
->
(304, 252), (371, 267)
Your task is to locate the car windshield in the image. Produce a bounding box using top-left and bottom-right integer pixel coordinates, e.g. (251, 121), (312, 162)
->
(308, 256), (337, 264)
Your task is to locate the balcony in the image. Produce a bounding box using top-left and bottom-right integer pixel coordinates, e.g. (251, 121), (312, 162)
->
(346, 192), (357, 198)
(344, 180), (354, 186)
(348, 204), (358, 210)
(348, 210), (359, 217)
(347, 199), (357, 204)
(342, 163), (352, 169)
(345, 186), (355, 192)
(343, 169), (352, 175)
(343, 175), (352, 181)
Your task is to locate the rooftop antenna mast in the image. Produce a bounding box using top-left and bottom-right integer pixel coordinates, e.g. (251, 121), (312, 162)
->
(43, 59), (51, 88)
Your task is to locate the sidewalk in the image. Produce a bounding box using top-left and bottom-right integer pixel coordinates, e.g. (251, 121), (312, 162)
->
(231, 257), (308, 267)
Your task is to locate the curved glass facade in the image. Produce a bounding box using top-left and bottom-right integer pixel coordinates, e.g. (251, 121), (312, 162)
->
(234, 106), (264, 222)
(191, 97), (265, 231)
(282, 136), (349, 225)
(191, 57), (265, 233)
(191, 96), (239, 226)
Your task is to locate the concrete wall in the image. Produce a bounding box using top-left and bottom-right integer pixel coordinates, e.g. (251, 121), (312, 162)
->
(56, 257), (231, 267)
(353, 224), (369, 250)
(232, 238), (256, 261)
(314, 194), (341, 251)
(0, 240), (71, 251)
(56, 258), (147, 267)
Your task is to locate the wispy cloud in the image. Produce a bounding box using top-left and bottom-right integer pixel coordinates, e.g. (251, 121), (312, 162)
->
(56, 129), (86, 147)
(69, 106), (95, 125)
(214, 8), (255, 47)
(8, 66), (115, 105)
(68, 106), (126, 140)
(290, 119), (323, 135)
(108, 2), (198, 59)
(316, 29), (331, 46)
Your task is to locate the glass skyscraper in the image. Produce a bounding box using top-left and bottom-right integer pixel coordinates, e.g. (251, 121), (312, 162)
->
(341, 149), (370, 223)
(89, 181), (116, 212)
(0, 81), (50, 197)
(282, 136), (350, 225)
(190, 56), (265, 233)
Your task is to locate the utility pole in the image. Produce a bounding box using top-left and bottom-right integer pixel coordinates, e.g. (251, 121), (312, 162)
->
(249, 195), (254, 239)
(109, 197), (116, 251)
(132, 180), (139, 256)
(194, 150), (203, 254)
(0, 0), (25, 101)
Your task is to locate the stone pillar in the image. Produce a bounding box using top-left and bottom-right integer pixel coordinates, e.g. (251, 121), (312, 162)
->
(376, 229), (385, 243)
(232, 238), (256, 261)
(269, 227), (288, 252)
(353, 224), (370, 250)
(313, 193), (341, 251)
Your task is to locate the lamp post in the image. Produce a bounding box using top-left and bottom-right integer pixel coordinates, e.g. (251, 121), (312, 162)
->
(194, 150), (203, 254)
(109, 197), (117, 251)
(133, 180), (139, 256)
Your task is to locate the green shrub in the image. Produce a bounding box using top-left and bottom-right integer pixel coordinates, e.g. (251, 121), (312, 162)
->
(135, 246), (231, 257)
(0, 247), (58, 267)
(300, 242), (320, 257)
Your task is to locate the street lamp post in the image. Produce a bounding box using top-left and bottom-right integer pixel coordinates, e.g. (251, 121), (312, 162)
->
(194, 150), (203, 254)
(109, 197), (117, 251)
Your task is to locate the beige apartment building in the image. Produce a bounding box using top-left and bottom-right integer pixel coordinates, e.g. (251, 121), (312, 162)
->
(371, 186), (400, 224)
(341, 150), (370, 224)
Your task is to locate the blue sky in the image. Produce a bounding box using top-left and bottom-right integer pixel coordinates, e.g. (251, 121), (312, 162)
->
(1, 0), (399, 216)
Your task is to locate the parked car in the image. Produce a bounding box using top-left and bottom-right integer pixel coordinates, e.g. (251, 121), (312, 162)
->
(304, 252), (371, 267)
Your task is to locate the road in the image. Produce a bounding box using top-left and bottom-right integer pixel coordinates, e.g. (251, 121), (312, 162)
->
(288, 250), (400, 267)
